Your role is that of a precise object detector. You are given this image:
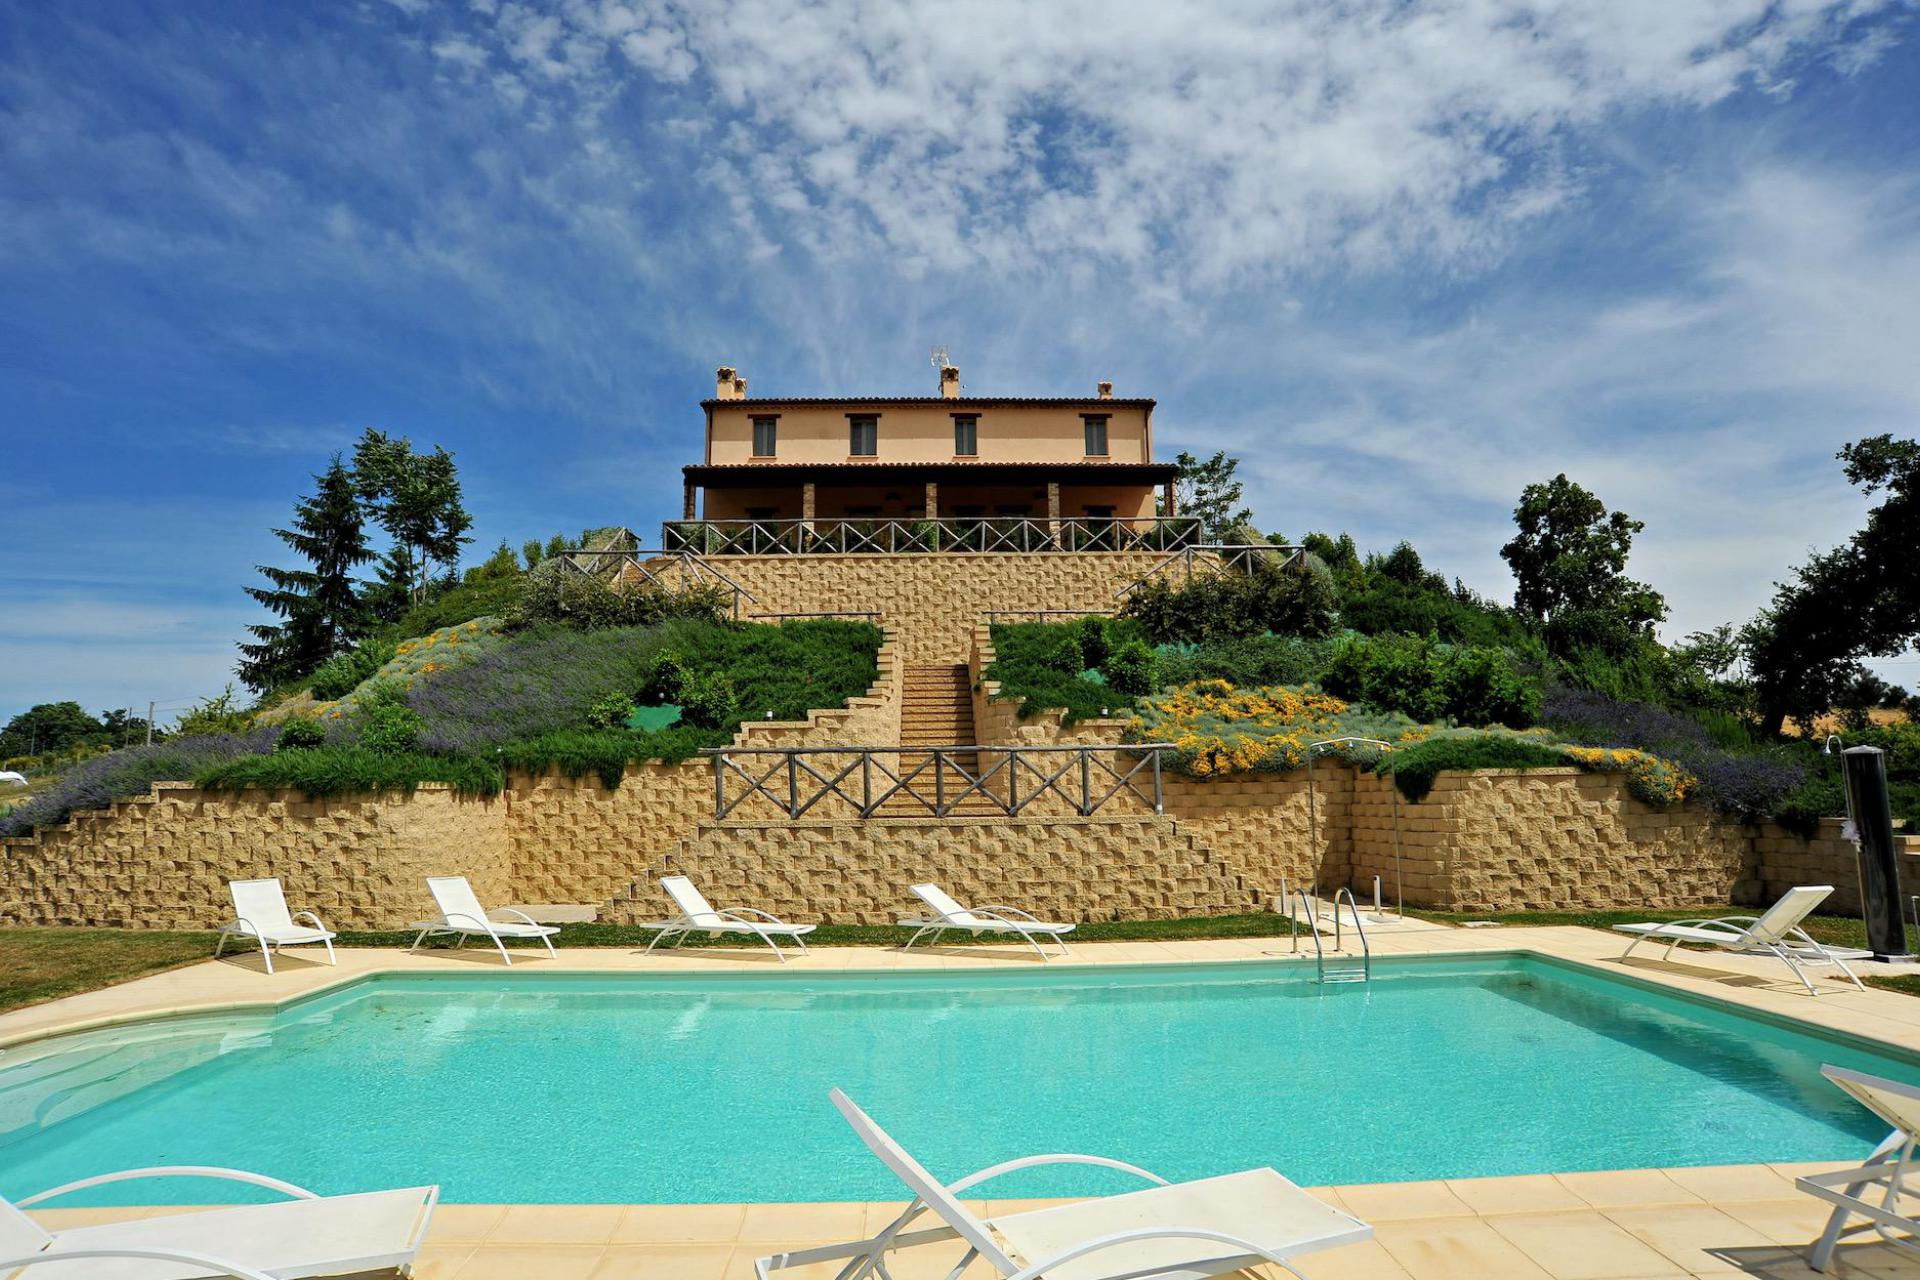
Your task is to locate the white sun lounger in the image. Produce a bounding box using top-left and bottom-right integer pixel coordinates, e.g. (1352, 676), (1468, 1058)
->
(899, 883), (1074, 960)
(0, 1166), (437, 1279)
(636, 876), (816, 962)
(757, 1089), (1371, 1280)
(409, 875), (559, 966)
(214, 878), (336, 975)
(1612, 885), (1868, 995)
(1800, 1066), (1920, 1271)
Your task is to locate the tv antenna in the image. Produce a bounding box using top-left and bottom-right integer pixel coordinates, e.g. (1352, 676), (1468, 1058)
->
(929, 345), (952, 370)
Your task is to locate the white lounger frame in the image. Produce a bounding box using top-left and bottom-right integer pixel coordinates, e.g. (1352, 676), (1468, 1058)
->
(213, 878), (336, 975)
(0, 1165), (438, 1278)
(1615, 885), (1866, 996)
(639, 876), (815, 962)
(899, 883), (1073, 961)
(1801, 1066), (1920, 1271)
(758, 1089), (1366, 1280)
(410, 875), (559, 966)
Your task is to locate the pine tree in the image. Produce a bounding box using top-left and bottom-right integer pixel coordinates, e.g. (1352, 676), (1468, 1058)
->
(360, 544), (418, 626)
(237, 458), (373, 691)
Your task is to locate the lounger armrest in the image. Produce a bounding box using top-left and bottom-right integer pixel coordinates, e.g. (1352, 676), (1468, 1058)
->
(221, 915), (263, 938)
(1005, 1226), (1304, 1280)
(17, 1165), (320, 1207)
(292, 909), (333, 934)
(720, 906), (796, 926)
(435, 911), (497, 931)
(492, 907), (551, 929)
(947, 1153), (1171, 1194)
(0, 1247), (278, 1280)
(972, 904), (1044, 923)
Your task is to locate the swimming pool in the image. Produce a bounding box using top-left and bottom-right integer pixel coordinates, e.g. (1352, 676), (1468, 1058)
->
(0, 955), (1908, 1205)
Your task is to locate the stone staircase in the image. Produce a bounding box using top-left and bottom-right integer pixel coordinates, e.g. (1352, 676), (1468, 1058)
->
(900, 663), (976, 752)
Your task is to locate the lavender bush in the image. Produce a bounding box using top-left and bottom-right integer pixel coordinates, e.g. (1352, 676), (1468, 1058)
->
(1544, 688), (1804, 820)
(0, 729), (278, 838)
(404, 623), (684, 756)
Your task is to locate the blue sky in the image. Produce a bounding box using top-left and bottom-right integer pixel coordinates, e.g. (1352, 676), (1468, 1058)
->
(3, 0), (1919, 726)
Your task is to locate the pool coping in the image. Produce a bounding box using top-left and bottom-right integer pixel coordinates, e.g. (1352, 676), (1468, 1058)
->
(7, 927), (1920, 1062)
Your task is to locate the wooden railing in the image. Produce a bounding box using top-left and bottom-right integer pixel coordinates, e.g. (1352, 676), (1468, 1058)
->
(662, 516), (1204, 556)
(706, 744), (1170, 820)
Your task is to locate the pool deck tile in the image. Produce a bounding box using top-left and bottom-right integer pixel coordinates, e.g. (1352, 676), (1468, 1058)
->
(16, 925), (1920, 1278)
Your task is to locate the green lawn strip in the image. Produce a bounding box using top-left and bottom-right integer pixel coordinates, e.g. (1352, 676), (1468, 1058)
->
(0, 928), (222, 1014)
(335, 912), (1299, 951)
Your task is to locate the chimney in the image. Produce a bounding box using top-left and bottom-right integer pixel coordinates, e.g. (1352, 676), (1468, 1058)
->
(939, 365), (962, 399)
(1096, 380), (1113, 400)
(715, 366), (739, 400)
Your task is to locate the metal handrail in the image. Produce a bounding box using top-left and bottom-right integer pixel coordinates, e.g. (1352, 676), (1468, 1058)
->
(1293, 887), (1325, 979)
(703, 743), (1170, 820)
(1333, 887), (1371, 980)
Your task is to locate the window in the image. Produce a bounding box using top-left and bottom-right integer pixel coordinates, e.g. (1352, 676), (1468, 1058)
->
(1083, 505), (1116, 518)
(751, 416), (778, 457)
(1082, 414), (1109, 456)
(745, 506), (778, 519)
(848, 415), (878, 456)
(952, 414), (979, 456)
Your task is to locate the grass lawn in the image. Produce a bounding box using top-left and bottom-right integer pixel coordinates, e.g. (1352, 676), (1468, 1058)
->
(11, 905), (1919, 1015)
(0, 928), (221, 1014)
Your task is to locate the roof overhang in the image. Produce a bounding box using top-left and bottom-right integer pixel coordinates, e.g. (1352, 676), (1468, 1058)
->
(702, 397), (1155, 411)
(684, 461), (1179, 487)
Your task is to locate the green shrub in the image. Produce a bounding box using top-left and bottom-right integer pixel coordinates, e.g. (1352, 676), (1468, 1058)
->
(195, 747), (504, 798)
(174, 686), (255, 737)
(1101, 640), (1158, 696)
(495, 727), (730, 787)
(586, 692), (636, 731)
(275, 719), (327, 751)
(1376, 733), (1567, 802)
(1321, 634), (1540, 727)
(1120, 557), (1339, 645)
(679, 671), (738, 730)
(1158, 635), (1336, 689)
(511, 564), (729, 631)
(986, 620), (1145, 722)
(309, 641), (397, 700)
(356, 688), (425, 755)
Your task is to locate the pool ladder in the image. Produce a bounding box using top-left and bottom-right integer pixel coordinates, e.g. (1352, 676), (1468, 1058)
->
(1288, 885), (1371, 984)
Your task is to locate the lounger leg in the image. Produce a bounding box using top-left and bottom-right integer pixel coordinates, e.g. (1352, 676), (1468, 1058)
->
(748, 924), (787, 963)
(540, 931), (557, 959)
(1770, 943), (1821, 996)
(1811, 1131), (1906, 1270)
(409, 929), (429, 953)
(214, 932), (230, 961)
(484, 927), (514, 967)
(644, 925), (675, 955)
(320, 935), (336, 967)
(258, 936), (275, 976)
(1010, 926), (1049, 962)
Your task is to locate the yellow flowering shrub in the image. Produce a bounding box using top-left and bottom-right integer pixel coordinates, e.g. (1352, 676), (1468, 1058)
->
(1128, 681), (1420, 776)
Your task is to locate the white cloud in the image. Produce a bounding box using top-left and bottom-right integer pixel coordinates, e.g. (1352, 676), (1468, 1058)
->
(428, 0), (1899, 286)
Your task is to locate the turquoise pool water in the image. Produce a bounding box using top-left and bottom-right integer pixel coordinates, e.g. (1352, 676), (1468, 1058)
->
(0, 955), (1910, 1204)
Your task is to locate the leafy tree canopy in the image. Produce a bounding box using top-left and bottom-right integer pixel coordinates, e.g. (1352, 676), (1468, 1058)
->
(1162, 449), (1252, 541)
(352, 429), (473, 602)
(1500, 473), (1667, 655)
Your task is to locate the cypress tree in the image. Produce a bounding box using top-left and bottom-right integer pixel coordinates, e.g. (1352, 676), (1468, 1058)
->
(237, 457), (373, 690)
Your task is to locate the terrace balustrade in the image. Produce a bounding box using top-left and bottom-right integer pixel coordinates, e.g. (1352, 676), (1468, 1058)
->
(706, 744), (1170, 820)
(662, 516), (1204, 556)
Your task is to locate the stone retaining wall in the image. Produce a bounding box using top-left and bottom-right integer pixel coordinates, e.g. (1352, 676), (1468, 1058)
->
(603, 813), (1259, 925)
(0, 783), (507, 930)
(7, 763), (1909, 928)
(706, 553), (1185, 662)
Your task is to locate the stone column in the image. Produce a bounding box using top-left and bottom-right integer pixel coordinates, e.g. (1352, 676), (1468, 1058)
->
(801, 481), (816, 532)
(1047, 480), (1062, 550)
(924, 480), (938, 518)
(1162, 480), (1176, 517)
(683, 483), (697, 520)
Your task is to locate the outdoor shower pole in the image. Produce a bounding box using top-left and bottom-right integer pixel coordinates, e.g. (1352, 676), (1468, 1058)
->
(1841, 745), (1914, 961)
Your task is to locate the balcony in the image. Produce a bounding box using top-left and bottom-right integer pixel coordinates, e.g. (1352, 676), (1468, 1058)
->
(661, 515), (1204, 556)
